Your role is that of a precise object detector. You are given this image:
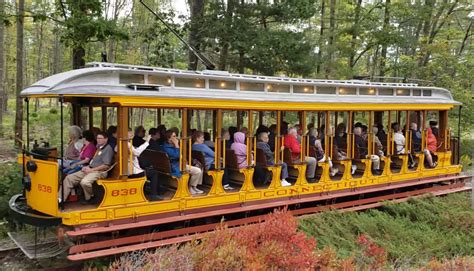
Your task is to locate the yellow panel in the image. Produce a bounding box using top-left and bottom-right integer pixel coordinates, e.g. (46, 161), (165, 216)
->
(19, 156), (59, 216)
(185, 194), (241, 208)
(79, 210), (108, 220)
(113, 200), (181, 218)
(98, 178), (147, 207)
(108, 96), (454, 111)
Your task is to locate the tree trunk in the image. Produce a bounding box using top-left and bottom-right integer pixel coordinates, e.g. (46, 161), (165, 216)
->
(0, 0), (5, 136)
(458, 20), (472, 56)
(72, 46), (86, 69)
(379, 0), (390, 77)
(325, 0), (336, 77)
(348, 0), (362, 68)
(35, 21), (44, 112)
(187, 0), (205, 71)
(15, 0), (25, 148)
(316, 0), (325, 74)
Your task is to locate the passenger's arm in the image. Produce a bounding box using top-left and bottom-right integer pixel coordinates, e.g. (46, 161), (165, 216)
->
(70, 157), (91, 168)
(132, 141), (150, 157)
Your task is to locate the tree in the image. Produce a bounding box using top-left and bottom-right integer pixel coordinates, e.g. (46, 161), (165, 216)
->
(187, 0), (206, 71)
(57, 0), (128, 69)
(0, 0), (5, 136)
(15, 0), (24, 148)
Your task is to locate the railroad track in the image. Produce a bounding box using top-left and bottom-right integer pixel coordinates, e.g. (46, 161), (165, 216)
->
(66, 174), (471, 261)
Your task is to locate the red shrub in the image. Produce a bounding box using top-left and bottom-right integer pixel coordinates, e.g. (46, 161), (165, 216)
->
(356, 234), (387, 270)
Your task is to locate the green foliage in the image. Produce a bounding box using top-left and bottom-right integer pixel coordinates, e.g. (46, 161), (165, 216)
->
(0, 162), (22, 220)
(57, 0), (128, 48)
(299, 193), (474, 267)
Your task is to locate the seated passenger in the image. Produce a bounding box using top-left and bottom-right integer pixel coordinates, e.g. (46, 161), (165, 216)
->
(60, 126), (84, 169)
(227, 126), (238, 148)
(59, 132), (114, 204)
(268, 124), (277, 151)
(424, 128), (438, 168)
(257, 132), (291, 187)
(392, 123), (415, 168)
(354, 127), (382, 174)
(376, 123), (387, 144)
(335, 123), (347, 150)
(203, 132), (215, 149)
(106, 125), (117, 151)
(231, 132), (268, 184)
(63, 130), (97, 175)
(371, 126), (385, 157)
(308, 128), (338, 176)
(410, 122), (422, 152)
(192, 131), (232, 190)
(284, 127), (317, 181)
(429, 120), (439, 138)
(162, 130), (203, 195)
(147, 128), (162, 151)
(132, 125), (146, 147)
(156, 124), (167, 145)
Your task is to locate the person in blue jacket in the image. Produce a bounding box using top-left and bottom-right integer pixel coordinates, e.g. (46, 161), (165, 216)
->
(191, 131), (233, 190)
(162, 130), (203, 195)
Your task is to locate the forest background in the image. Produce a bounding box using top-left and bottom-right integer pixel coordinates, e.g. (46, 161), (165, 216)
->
(0, 0), (472, 162)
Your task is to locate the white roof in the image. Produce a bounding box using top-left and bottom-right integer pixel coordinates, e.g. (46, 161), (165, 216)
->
(20, 62), (459, 105)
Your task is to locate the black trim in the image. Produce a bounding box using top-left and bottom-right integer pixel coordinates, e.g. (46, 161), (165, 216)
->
(9, 194), (62, 227)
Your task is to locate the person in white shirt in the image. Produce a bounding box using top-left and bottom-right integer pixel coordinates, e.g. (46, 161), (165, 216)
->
(392, 123), (416, 168)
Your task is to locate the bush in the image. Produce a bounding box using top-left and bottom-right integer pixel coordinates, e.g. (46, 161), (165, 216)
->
(110, 209), (318, 270)
(0, 162), (22, 219)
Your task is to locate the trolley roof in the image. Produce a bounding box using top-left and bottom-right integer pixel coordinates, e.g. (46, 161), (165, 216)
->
(21, 62), (460, 106)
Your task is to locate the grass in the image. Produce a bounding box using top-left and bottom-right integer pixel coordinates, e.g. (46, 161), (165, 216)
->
(299, 192), (474, 267)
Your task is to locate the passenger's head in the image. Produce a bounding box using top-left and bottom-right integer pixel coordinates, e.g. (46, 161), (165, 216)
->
(308, 128), (318, 138)
(307, 123), (314, 131)
(204, 132), (211, 141)
(256, 125), (269, 135)
(192, 131), (205, 144)
(354, 122), (363, 129)
(165, 130), (177, 144)
(134, 126), (146, 138)
(91, 127), (101, 137)
(149, 128), (159, 140)
(96, 132), (108, 146)
(376, 123), (385, 133)
(222, 129), (230, 140)
(83, 130), (95, 145)
(233, 132), (246, 144)
(68, 125), (82, 141)
(410, 122), (418, 131)
(169, 127), (180, 137)
(258, 132), (269, 143)
(127, 128), (134, 140)
(353, 127), (362, 136)
(269, 124), (277, 133)
(240, 127), (248, 134)
(106, 125), (117, 138)
(336, 123), (346, 136)
(361, 125), (368, 134)
(372, 126), (379, 134)
(391, 122), (400, 132)
(288, 127), (298, 138)
(429, 120), (438, 127)
(157, 124), (167, 136)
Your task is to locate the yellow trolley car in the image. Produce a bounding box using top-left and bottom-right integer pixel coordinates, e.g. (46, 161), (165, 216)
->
(9, 62), (466, 260)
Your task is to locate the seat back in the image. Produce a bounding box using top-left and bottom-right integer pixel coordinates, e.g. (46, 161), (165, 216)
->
(225, 149), (240, 170)
(283, 148), (294, 165)
(140, 149), (173, 175)
(192, 150), (207, 172)
(255, 148), (268, 167)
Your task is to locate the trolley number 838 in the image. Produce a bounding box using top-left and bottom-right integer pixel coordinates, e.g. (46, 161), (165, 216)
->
(111, 188), (138, 197)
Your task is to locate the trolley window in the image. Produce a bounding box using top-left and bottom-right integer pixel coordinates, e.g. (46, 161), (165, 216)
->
(240, 82), (264, 92)
(396, 89), (410, 96)
(316, 86), (336, 95)
(148, 75), (172, 86)
(378, 88), (394, 96)
(293, 85), (314, 94)
(120, 73), (145, 84)
(423, 89), (432, 96)
(267, 83), (290, 93)
(209, 80), (236, 90)
(175, 77), (205, 88)
(338, 87), (357, 95)
(412, 89), (422, 96)
(359, 87), (376, 95)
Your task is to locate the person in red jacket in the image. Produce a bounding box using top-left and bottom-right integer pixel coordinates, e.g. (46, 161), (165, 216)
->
(424, 127), (438, 168)
(284, 127), (317, 181)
